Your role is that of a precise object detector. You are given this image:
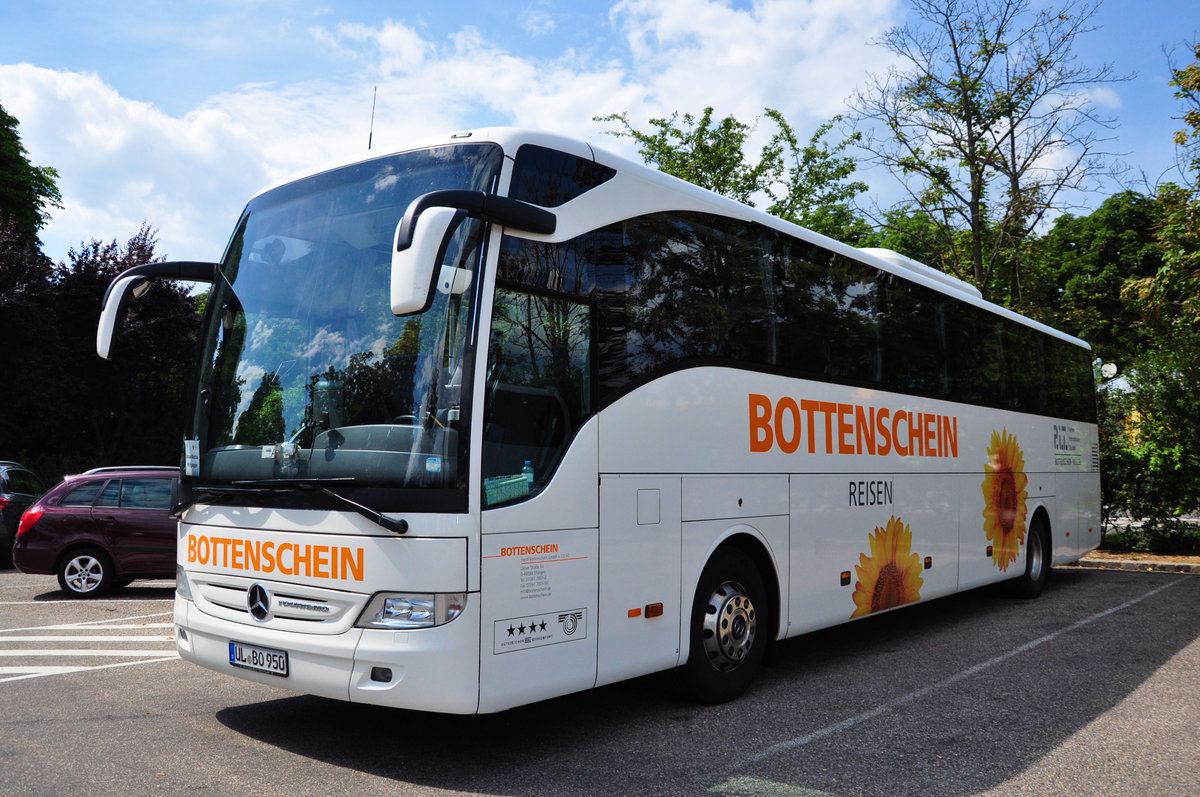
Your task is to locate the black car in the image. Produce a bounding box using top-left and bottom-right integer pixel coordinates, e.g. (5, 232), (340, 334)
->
(0, 461), (45, 568)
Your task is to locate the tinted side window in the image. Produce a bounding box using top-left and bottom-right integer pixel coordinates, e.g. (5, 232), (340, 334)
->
(508, 145), (616, 208)
(7, 469), (44, 495)
(482, 289), (592, 506)
(622, 213), (772, 374)
(62, 480), (106, 507)
(121, 478), (173, 510)
(879, 273), (946, 395)
(497, 211), (1095, 422)
(96, 480), (122, 508)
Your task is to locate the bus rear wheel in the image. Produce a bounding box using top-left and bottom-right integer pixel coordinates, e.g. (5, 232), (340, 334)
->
(682, 547), (768, 704)
(1008, 518), (1050, 599)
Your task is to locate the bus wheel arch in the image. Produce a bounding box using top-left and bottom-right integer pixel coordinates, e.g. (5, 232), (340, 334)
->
(681, 535), (777, 704)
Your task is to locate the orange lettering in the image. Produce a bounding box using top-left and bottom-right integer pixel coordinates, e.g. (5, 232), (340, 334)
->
(893, 411), (910, 457)
(341, 547), (364, 581)
(749, 394), (773, 452)
(818, 401), (837, 454)
(278, 543), (294, 575)
(837, 403), (855, 455)
(876, 408), (892, 456)
(944, 416), (958, 458)
(855, 405), (876, 456)
(775, 397), (801, 454)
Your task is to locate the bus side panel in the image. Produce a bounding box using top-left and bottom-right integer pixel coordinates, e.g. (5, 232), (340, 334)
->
(478, 528), (598, 713)
(596, 475), (682, 687)
(892, 474), (961, 600)
(1054, 470), (1102, 563)
(788, 474), (877, 635)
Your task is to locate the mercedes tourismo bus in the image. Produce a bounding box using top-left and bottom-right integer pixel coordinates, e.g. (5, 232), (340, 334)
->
(97, 128), (1100, 713)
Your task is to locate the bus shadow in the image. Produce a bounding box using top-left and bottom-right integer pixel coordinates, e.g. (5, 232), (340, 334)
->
(216, 570), (1200, 796)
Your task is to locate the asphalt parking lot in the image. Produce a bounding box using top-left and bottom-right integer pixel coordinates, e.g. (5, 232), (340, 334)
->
(1, 566), (1198, 796)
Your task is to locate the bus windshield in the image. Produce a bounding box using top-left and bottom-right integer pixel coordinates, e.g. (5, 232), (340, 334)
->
(187, 144), (503, 504)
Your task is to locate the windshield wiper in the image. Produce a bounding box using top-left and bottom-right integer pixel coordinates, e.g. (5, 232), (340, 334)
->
(189, 478), (409, 535)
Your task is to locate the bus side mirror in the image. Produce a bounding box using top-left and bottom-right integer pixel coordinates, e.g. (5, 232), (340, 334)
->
(96, 261), (219, 360)
(97, 274), (145, 359)
(391, 206), (461, 316)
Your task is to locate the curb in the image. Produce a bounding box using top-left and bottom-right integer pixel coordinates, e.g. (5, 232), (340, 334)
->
(1065, 558), (1200, 575)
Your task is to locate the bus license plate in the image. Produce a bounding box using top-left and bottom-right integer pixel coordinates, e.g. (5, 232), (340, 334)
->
(228, 640), (289, 677)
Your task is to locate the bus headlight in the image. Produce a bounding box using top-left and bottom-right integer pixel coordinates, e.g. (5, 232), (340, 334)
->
(356, 593), (467, 629)
(176, 565), (193, 601)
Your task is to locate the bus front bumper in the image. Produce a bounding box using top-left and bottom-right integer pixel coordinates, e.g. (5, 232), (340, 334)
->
(175, 595), (482, 714)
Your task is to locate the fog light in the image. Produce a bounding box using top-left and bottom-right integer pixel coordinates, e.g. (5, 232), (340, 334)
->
(370, 666), (393, 683)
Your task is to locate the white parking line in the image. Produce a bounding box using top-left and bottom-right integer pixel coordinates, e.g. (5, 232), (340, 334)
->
(0, 611), (172, 635)
(0, 635), (175, 642)
(741, 577), (1188, 767)
(0, 656), (178, 684)
(0, 609), (180, 683)
(0, 649), (179, 657)
(52, 623), (174, 630)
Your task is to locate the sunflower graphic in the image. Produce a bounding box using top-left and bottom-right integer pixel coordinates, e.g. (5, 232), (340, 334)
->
(851, 516), (924, 619)
(982, 428), (1029, 572)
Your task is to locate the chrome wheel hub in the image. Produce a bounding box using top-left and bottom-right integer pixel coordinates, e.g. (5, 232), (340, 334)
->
(702, 579), (757, 671)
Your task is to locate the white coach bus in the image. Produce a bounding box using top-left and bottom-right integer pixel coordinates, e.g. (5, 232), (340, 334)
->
(97, 128), (1100, 713)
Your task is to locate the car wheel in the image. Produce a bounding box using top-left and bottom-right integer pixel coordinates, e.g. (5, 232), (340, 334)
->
(681, 546), (769, 704)
(57, 548), (116, 598)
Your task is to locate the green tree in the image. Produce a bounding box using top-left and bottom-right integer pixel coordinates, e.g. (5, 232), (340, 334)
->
(1168, 41), (1200, 180)
(1098, 334), (1200, 546)
(52, 225), (201, 468)
(0, 101), (61, 246)
(0, 219), (71, 474)
(1123, 44), (1200, 326)
(1024, 191), (1162, 369)
(595, 107), (779, 205)
(861, 205), (953, 267)
(850, 0), (1123, 301)
(594, 108), (870, 243)
(1099, 45), (1200, 544)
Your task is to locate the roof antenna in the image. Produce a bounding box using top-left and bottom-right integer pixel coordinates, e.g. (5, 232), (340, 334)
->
(368, 85), (377, 150)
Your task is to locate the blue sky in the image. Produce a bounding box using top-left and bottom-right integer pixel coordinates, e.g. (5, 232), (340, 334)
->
(1, 0), (1195, 264)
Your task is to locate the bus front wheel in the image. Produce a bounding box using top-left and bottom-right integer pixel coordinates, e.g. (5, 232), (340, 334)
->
(682, 546), (768, 704)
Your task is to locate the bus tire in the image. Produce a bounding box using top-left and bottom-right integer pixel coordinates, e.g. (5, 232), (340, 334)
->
(1008, 517), (1050, 599)
(682, 546), (769, 704)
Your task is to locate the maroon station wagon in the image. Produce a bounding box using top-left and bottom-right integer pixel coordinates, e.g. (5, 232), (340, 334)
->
(14, 466), (179, 597)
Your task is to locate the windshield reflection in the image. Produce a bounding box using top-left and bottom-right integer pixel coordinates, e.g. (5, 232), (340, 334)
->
(188, 145), (501, 502)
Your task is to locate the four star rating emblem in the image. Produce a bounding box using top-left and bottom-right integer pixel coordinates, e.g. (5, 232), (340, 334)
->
(507, 619), (549, 636)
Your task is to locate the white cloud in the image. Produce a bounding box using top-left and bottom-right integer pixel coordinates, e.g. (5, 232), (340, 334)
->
(2, 1), (904, 263)
(521, 1), (558, 36)
(0, 63), (271, 262)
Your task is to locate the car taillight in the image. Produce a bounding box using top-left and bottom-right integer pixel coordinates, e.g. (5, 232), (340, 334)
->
(0, 496), (8, 510)
(17, 507), (43, 536)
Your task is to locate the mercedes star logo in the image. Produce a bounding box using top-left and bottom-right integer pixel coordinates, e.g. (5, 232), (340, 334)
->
(247, 583), (271, 621)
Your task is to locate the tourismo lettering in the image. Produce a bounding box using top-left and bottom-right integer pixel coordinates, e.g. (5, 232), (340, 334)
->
(186, 535), (365, 582)
(749, 393), (959, 459)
